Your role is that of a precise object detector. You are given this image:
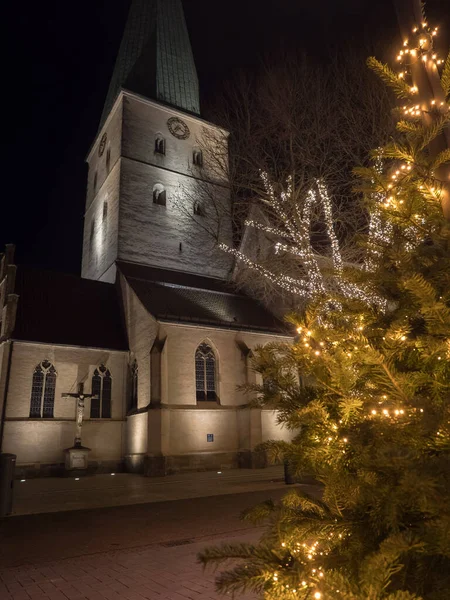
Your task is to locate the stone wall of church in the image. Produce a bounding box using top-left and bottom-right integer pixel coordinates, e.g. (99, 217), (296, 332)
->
(2, 341), (128, 475)
(145, 323), (296, 474)
(118, 155), (232, 280)
(122, 94), (229, 186)
(82, 161), (121, 283)
(162, 324), (283, 406)
(119, 273), (160, 472)
(82, 100), (123, 282)
(82, 92), (234, 283)
(0, 341), (10, 442)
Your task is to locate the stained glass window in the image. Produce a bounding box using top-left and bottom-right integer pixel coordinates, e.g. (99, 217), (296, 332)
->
(90, 370), (101, 418)
(90, 365), (112, 418)
(102, 370), (112, 419)
(195, 343), (217, 402)
(42, 366), (56, 418)
(29, 362), (57, 418)
(129, 360), (138, 413)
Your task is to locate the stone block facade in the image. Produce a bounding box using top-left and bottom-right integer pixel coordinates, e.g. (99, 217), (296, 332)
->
(82, 92), (233, 283)
(2, 342), (128, 476)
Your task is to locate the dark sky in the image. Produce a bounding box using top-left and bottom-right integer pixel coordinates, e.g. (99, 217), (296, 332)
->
(3, 0), (448, 274)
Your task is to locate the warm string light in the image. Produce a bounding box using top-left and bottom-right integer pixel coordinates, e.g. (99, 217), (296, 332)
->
(222, 171), (387, 309)
(395, 21), (448, 118)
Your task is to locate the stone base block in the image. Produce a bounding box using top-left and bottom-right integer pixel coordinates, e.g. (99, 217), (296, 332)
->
(143, 451), (271, 477)
(144, 454), (169, 477)
(64, 446), (91, 475)
(125, 453), (146, 474)
(237, 449), (268, 469)
(14, 460), (125, 479)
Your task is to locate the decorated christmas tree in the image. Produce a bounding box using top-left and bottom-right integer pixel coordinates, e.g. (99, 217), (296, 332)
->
(199, 8), (450, 600)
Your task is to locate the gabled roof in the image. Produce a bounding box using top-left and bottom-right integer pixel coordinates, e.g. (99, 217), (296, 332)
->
(101, 0), (200, 128)
(13, 267), (128, 351)
(118, 262), (291, 335)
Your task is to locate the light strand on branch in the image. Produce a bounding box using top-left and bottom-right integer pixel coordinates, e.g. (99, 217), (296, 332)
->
(225, 171), (387, 309)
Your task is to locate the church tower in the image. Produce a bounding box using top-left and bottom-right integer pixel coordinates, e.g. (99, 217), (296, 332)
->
(82, 0), (232, 283)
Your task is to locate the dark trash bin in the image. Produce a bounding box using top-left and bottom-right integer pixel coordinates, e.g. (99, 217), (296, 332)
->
(0, 453), (16, 517)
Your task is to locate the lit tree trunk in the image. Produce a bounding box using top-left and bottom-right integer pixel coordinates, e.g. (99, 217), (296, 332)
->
(394, 0), (450, 220)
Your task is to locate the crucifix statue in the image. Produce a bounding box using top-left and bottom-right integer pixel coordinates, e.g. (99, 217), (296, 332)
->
(62, 382), (98, 448)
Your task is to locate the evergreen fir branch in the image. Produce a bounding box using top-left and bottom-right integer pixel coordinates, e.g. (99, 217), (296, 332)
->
(396, 121), (421, 135)
(366, 57), (413, 99)
(198, 542), (276, 567)
(241, 499), (276, 524)
(280, 489), (330, 517)
(385, 592), (422, 600)
(214, 564), (268, 595)
(380, 142), (415, 163)
(431, 148), (450, 170)
(402, 273), (436, 304)
(359, 533), (424, 597)
(418, 113), (450, 151)
(441, 51), (450, 99)
(339, 396), (364, 423)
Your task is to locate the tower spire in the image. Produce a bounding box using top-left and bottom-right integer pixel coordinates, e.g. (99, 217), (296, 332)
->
(101, 0), (200, 128)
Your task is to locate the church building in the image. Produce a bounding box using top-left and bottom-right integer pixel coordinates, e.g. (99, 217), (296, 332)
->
(0, 0), (293, 478)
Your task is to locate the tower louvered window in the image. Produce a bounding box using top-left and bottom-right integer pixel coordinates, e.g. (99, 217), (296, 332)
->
(29, 361), (57, 418)
(193, 149), (203, 167)
(195, 343), (218, 402)
(90, 365), (112, 418)
(153, 184), (167, 206)
(155, 136), (166, 155)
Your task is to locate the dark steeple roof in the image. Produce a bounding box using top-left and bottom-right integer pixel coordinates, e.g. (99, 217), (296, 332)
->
(100, 0), (200, 127)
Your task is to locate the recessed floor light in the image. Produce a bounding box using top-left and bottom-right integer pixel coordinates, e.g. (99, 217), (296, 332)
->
(217, 471), (222, 474)
(110, 473), (115, 476)
(20, 479), (26, 483)
(75, 478), (80, 481)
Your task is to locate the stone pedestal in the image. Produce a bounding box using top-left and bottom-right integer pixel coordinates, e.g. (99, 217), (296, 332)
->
(64, 446), (91, 476)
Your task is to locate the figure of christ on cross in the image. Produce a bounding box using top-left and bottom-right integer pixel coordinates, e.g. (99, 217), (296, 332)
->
(62, 382), (98, 448)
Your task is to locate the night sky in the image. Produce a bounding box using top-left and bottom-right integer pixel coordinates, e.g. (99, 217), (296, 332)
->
(3, 0), (448, 274)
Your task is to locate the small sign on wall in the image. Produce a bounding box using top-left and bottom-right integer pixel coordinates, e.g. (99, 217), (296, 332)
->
(207, 434), (214, 442)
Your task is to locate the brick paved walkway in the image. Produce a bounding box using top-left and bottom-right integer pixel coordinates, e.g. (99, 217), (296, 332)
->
(0, 530), (260, 600)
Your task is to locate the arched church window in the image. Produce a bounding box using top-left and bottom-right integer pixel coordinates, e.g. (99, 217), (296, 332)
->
(195, 343), (218, 402)
(193, 149), (203, 167)
(153, 183), (167, 206)
(155, 136), (166, 155)
(29, 361), (57, 418)
(93, 171), (98, 194)
(106, 147), (111, 172)
(128, 360), (138, 413)
(90, 365), (112, 418)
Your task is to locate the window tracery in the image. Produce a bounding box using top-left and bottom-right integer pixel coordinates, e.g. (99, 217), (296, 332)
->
(90, 364), (112, 418)
(29, 360), (57, 418)
(195, 343), (218, 402)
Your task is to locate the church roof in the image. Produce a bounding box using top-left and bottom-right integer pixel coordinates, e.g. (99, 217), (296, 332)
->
(13, 267), (128, 351)
(119, 262), (290, 334)
(101, 0), (200, 128)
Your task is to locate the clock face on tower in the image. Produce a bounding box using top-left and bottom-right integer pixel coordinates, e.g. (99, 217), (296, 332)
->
(98, 133), (107, 157)
(167, 117), (190, 140)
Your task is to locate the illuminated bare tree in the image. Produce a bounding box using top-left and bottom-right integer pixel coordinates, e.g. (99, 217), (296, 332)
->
(176, 49), (396, 305)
